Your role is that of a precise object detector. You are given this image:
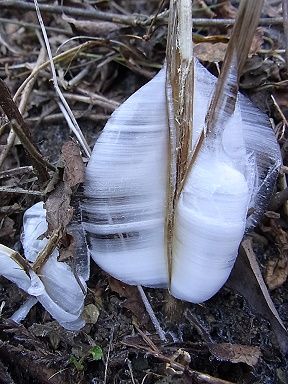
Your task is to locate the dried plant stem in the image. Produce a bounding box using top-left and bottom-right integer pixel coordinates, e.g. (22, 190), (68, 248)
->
(0, 0), (283, 27)
(0, 83), (54, 182)
(0, 48), (53, 176)
(205, 0), (264, 140)
(0, 186), (43, 196)
(165, 0), (194, 280)
(183, 0), (264, 182)
(32, 227), (62, 273)
(36, 90), (119, 112)
(27, 113), (110, 124)
(33, 0), (91, 158)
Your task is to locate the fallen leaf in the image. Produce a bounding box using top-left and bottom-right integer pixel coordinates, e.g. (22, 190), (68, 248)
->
(249, 28), (264, 55)
(209, 343), (261, 366)
(108, 277), (149, 325)
(44, 181), (73, 233)
(215, 0), (237, 19)
(45, 140), (85, 233)
(194, 42), (227, 63)
(43, 140), (88, 281)
(265, 258), (288, 290)
(62, 140), (85, 188)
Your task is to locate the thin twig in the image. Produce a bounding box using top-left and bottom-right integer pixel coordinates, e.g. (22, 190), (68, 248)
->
(0, 166), (33, 179)
(27, 112), (110, 124)
(0, 186), (43, 195)
(0, 1), (284, 27)
(33, 0), (91, 158)
(35, 90), (119, 112)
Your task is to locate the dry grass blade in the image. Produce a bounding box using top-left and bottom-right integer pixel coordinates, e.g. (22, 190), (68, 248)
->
(165, 0), (194, 280)
(205, 0), (264, 138)
(185, 0), (264, 177)
(33, 0), (91, 158)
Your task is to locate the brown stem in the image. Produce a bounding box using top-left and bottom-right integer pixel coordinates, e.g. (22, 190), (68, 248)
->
(0, 79), (55, 183)
(0, 1), (283, 27)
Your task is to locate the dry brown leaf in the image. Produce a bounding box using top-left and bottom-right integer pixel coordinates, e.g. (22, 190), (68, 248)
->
(62, 140), (85, 188)
(265, 258), (288, 290)
(108, 277), (149, 325)
(215, 0), (237, 19)
(194, 42), (227, 63)
(193, 28), (262, 64)
(44, 181), (73, 233)
(209, 343), (261, 366)
(194, 0), (216, 18)
(249, 28), (264, 55)
(45, 140), (85, 234)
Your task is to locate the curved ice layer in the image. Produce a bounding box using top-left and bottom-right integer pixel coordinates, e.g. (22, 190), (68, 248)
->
(193, 60), (282, 228)
(83, 60), (281, 303)
(171, 150), (249, 302)
(20, 202), (87, 330)
(82, 68), (169, 287)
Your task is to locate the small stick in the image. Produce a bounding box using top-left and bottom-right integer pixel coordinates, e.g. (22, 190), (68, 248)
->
(32, 227), (62, 273)
(35, 90), (119, 111)
(0, 186), (43, 195)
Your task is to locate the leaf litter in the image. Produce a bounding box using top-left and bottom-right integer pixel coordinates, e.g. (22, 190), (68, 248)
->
(0, 0), (288, 383)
